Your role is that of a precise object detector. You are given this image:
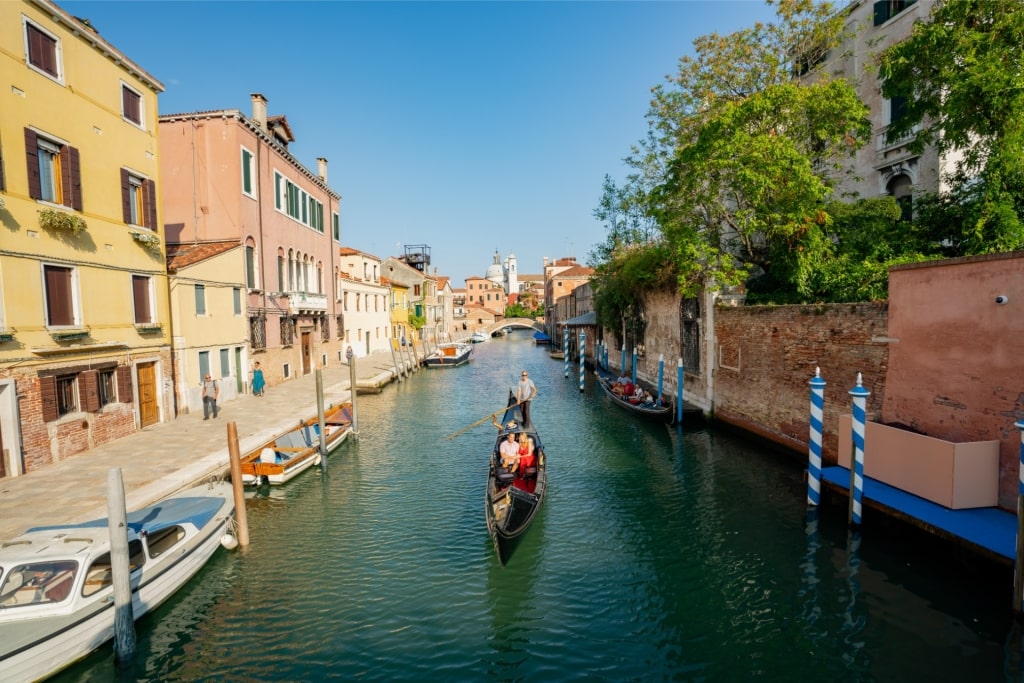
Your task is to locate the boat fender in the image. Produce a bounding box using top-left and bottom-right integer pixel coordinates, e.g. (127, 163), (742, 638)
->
(220, 533), (239, 550)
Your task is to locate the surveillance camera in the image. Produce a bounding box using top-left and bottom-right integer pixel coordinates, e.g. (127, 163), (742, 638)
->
(996, 295), (1009, 305)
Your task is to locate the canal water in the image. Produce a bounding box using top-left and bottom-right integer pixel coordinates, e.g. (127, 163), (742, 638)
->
(57, 330), (1022, 682)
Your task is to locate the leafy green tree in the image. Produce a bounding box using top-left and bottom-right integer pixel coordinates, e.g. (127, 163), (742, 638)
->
(640, 0), (871, 299)
(878, 0), (1024, 254)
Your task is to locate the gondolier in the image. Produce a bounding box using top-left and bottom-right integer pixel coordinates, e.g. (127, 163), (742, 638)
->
(516, 371), (537, 426)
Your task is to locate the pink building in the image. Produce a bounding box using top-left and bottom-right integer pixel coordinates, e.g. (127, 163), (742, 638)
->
(160, 93), (343, 387)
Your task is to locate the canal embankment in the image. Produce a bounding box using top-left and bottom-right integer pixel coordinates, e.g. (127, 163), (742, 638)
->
(0, 348), (417, 541)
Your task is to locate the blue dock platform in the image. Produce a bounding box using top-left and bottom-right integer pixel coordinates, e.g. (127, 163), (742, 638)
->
(821, 466), (1017, 562)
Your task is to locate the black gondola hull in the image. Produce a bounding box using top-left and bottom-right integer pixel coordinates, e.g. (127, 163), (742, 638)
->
(485, 391), (547, 566)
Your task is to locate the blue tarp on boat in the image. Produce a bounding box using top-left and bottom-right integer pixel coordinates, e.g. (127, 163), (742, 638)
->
(533, 331), (551, 343)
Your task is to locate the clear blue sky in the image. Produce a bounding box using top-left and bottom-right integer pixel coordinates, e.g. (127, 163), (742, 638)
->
(62, 0), (776, 286)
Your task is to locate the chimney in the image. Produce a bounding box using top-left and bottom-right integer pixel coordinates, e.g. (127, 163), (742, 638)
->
(543, 256), (549, 268)
(250, 93), (267, 131)
(317, 157), (328, 184)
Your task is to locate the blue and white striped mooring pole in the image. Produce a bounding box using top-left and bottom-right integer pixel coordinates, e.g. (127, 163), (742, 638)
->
(578, 330), (586, 392)
(676, 358), (684, 425)
(848, 373), (870, 527)
(563, 326), (569, 378)
(808, 368), (826, 507)
(1013, 420), (1024, 616)
(631, 347), (638, 385)
(657, 354), (665, 407)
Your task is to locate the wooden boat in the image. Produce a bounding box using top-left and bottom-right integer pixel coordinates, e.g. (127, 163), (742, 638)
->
(239, 403), (353, 485)
(423, 342), (473, 368)
(485, 391), (546, 565)
(594, 367), (674, 422)
(0, 479), (236, 682)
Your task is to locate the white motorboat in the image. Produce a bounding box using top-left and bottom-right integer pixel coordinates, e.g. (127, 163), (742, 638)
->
(0, 479), (236, 682)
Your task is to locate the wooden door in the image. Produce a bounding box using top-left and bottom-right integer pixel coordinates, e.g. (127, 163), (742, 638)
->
(137, 362), (159, 427)
(301, 331), (312, 375)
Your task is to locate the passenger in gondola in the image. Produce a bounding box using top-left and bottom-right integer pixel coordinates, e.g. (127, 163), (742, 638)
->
(499, 431), (520, 474)
(517, 432), (536, 472)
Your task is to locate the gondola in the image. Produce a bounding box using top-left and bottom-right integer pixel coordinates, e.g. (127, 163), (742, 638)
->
(594, 366), (674, 422)
(485, 390), (546, 565)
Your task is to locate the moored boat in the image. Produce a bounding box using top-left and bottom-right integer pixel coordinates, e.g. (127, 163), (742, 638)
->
(470, 331), (490, 343)
(423, 342), (473, 368)
(485, 391), (546, 565)
(594, 367), (673, 422)
(239, 403), (353, 485)
(0, 479), (236, 682)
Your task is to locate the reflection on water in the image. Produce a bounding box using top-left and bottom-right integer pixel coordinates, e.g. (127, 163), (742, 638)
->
(55, 331), (1017, 682)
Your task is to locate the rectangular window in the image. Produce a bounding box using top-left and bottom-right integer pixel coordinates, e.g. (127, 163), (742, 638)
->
(874, 0), (916, 25)
(241, 147), (255, 197)
(889, 94), (908, 125)
(25, 129), (82, 211)
(25, 21), (60, 80)
(37, 137), (62, 204)
(333, 212), (340, 242)
(219, 348), (230, 377)
(274, 171), (323, 229)
(198, 351), (210, 382)
(98, 368), (117, 407)
(43, 264), (77, 327)
(194, 284), (206, 315)
(121, 84), (142, 126)
(233, 287), (242, 315)
(56, 374), (78, 416)
(128, 175), (143, 225)
(246, 245), (256, 289)
(132, 274), (154, 324)
(277, 255), (285, 292)
(119, 169), (156, 228)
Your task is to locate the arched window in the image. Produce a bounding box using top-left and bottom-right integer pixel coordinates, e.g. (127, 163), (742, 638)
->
(887, 174), (913, 222)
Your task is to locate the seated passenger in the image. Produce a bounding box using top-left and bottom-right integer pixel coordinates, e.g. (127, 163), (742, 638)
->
(517, 433), (536, 471)
(499, 431), (520, 473)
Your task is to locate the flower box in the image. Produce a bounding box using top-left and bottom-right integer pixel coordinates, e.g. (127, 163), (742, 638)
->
(50, 329), (90, 341)
(130, 230), (162, 251)
(135, 323), (163, 334)
(38, 208), (87, 235)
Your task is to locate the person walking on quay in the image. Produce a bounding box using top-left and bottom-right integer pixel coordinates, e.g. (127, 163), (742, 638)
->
(516, 370), (537, 427)
(202, 374), (220, 419)
(251, 361), (266, 397)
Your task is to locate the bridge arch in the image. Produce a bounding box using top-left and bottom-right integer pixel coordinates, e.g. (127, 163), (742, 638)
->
(482, 318), (544, 334)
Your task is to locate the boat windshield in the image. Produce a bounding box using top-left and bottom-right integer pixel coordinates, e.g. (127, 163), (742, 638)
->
(82, 539), (147, 597)
(0, 560), (79, 608)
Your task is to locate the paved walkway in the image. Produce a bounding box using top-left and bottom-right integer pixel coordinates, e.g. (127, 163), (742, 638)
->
(0, 349), (418, 541)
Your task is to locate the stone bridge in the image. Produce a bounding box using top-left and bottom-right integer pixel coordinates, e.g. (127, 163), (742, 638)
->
(481, 318), (544, 334)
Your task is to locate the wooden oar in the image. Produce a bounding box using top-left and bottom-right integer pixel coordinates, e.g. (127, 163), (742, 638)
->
(447, 402), (521, 440)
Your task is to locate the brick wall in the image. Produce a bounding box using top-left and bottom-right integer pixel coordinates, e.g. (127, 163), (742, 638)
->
(711, 303), (889, 463)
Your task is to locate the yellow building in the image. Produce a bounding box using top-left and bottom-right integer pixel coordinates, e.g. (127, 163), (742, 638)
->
(385, 277), (411, 347)
(0, 0), (169, 476)
(166, 241), (249, 414)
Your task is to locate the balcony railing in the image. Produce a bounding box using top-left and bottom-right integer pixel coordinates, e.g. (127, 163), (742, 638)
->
(286, 291), (328, 314)
(876, 124), (918, 152)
